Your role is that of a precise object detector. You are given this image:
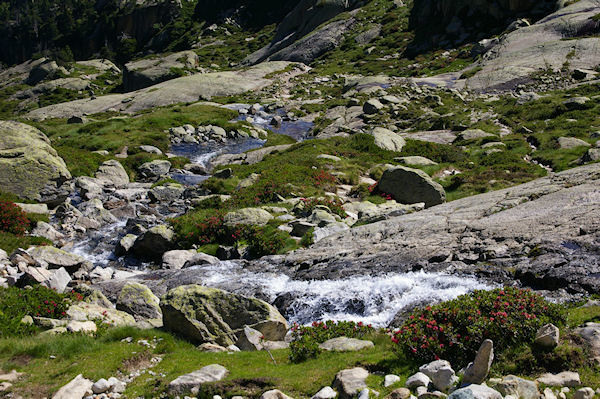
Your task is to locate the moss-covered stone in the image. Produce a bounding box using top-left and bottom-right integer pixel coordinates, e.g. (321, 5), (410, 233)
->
(0, 121), (71, 201)
(160, 285), (288, 346)
(116, 282), (162, 322)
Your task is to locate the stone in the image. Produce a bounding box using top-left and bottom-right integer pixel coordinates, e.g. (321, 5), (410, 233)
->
(0, 121), (71, 202)
(214, 168), (233, 179)
(386, 388), (410, 399)
(52, 374), (93, 399)
(463, 339), (494, 385)
(149, 183), (185, 202)
(32, 221), (66, 242)
(198, 343), (229, 353)
(333, 367), (369, 399)
(20, 315), (33, 325)
(0, 370), (22, 382)
(160, 285), (288, 346)
(310, 209), (337, 227)
(116, 282), (162, 321)
(454, 129), (496, 142)
(235, 326), (265, 351)
(291, 221), (316, 237)
(363, 99), (384, 114)
(138, 160), (171, 180)
(132, 225), (175, 260)
(496, 375), (539, 399)
(27, 59), (60, 85)
(575, 323), (600, 361)
(168, 364), (229, 395)
(124, 51), (199, 91)
(15, 202), (48, 214)
(27, 62), (294, 120)
(371, 127), (406, 152)
(42, 267), (71, 294)
(406, 372), (430, 389)
(448, 385), (502, 399)
(92, 378), (111, 394)
(378, 166), (446, 208)
(115, 234), (137, 256)
(237, 173), (261, 190)
(558, 137), (591, 149)
(96, 160), (129, 187)
(224, 208), (273, 227)
(66, 320), (97, 334)
(419, 360), (458, 392)
(313, 222), (350, 242)
(317, 154), (342, 162)
(537, 371), (581, 387)
(384, 375), (401, 388)
(563, 97), (590, 111)
(161, 250), (219, 269)
(318, 337), (375, 352)
(535, 324), (560, 348)
(395, 156), (438, 166)
(574, 388), (595, 399)
(582, 148), (600, 163)
(544, 387), (558, 399)
(312, 386), (337, 399)
(261, 389), (294, 399)
(139, 145), (163, 155)
(67, 303), (136, 327)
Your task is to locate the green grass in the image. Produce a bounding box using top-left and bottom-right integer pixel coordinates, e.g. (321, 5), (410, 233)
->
(0, 233), (52, 258)
(1, 304), (598, 398)
(30, 103), (241, 178)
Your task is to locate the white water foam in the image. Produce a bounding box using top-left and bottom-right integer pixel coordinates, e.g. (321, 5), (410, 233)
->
(188, 261), (492, 326)
(70, 220), (127, 267)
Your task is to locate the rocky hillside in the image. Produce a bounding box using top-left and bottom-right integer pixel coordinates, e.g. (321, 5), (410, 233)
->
(0, 0), (600, 397)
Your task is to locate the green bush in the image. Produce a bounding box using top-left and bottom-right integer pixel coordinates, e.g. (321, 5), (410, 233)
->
(0, 201), (29, 235)
(0, 286), (82, 337)
(392, 287), (566, 365)
(171, 211), (288, 257)
(289, 320), (375, 363)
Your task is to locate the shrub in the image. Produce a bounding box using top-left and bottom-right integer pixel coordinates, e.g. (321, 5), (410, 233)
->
(298, 197), (347, 218)
(171, 212), (288, 257)
(0, 201), (29, 236)
(0, 286), (82, 337)
(289, 320), (375, 363)
(391, 287), (566, 365)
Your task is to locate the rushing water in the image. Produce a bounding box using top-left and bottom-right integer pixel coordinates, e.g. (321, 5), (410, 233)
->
(184, 261), (491, 326)
(65, 107), (491, 325)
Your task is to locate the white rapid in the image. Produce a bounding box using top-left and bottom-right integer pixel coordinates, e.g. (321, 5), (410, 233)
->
(186, 261), (492, 327)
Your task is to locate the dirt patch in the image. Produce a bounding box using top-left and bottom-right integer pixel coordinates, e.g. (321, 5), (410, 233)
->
(9, 354), (32, 367)
(120, 350), (153, 374)
(199, 378), (275, 399)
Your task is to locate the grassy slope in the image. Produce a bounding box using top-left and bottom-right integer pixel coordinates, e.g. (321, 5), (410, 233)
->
(0, 305), (598, 398)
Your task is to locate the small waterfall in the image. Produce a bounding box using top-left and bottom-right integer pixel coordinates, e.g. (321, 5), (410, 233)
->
(186, 261), (492, 326)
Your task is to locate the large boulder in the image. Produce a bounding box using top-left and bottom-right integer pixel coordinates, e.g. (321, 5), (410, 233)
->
(67, 303), (136, 327)
(409, 0), (563, 51)
(0, 121), (71, 202)
(52, 374), (93, 399)
(27, 246), (88, 272)
(116, 282), (162, 322)
(123, 51), (199, 91)
(463, 339), (494, 385)
(371, 127), (406, 152)
(246, 0), (365, 64)
(419, 360), (459, 392)
(132, 225), (175, 260)
(319, 337), (375, 352)
(95, 160), (130, 187)
(495, 375), (539, 399)
(160, 285), (288, 346)
(138, 160), (171, 180)
(224, 208), (273, 227)
(161, 249), (219, 269)
(378, 166), (446, 208)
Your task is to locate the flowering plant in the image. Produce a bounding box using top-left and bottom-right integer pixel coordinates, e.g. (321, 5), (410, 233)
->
(299, 197), (347, 218)
(0, 201), (30, 236)
(391, 287), (565, 365)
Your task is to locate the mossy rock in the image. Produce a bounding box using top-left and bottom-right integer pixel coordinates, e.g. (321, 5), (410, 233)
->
(0, 121), (71, 201)
(160, 285), (288, 346)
